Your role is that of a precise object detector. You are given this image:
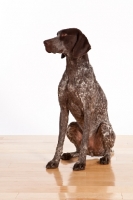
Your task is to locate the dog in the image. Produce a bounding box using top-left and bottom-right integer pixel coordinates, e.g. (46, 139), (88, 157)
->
(43, 28), (116, 171)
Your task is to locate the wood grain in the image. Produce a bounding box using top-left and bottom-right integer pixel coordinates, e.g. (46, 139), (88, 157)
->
(0, 135), (133, 199)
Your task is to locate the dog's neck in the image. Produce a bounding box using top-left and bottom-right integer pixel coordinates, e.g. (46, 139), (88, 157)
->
(66, 54), (90, 70)
(65, 54), (91, 80)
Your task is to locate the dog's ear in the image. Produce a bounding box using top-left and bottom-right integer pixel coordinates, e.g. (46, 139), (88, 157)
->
(72, 31), (91, 58)
(61, 53), (66, 59)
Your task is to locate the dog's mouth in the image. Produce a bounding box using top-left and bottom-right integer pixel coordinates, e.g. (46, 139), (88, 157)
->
(44, 44), (51, 53)
(44, 45), (56, 54)
(43, 41), (63, 54)
(45, 48), (51, 53)
(45, 47), (63, 54)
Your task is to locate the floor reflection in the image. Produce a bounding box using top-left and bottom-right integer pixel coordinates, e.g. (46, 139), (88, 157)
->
(46, 156), (115, 199)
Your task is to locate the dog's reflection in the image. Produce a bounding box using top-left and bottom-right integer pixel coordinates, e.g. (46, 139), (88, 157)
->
(46, 157), (115, 200)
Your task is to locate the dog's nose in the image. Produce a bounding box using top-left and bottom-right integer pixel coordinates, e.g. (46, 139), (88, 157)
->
(43, 40), (49, 46)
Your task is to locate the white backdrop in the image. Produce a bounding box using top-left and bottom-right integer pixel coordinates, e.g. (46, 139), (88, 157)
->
(0, 0), (133, 135)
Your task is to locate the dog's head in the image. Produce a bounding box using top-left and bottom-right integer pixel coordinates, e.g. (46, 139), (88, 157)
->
(43, 28), (91, 59)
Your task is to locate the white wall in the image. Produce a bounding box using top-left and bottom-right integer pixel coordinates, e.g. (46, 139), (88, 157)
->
(0, 0), (133, 135)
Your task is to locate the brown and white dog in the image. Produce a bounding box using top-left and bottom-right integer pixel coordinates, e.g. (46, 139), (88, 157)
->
(43, 28), (115, 171)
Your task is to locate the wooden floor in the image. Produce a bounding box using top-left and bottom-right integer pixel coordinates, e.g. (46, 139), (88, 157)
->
(0, 136), (133, 200)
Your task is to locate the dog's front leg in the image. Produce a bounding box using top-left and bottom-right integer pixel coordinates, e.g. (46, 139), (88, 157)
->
(73, 109), (91, 171)
(46, 108), (69, 169)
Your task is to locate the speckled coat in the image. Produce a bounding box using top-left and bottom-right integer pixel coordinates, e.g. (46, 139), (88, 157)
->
(44, 28), (116, 171)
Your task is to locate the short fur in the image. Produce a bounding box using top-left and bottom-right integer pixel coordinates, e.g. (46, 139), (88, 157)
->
(43, 28), (116, 171)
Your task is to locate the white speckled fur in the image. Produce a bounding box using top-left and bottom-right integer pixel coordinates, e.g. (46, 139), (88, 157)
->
(44, 28), (116, 170)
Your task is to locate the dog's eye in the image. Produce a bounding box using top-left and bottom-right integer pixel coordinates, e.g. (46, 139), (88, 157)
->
(61, 33), (67, 37)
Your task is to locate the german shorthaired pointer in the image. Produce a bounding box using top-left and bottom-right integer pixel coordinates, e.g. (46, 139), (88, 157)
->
(43, 28), (116, 171)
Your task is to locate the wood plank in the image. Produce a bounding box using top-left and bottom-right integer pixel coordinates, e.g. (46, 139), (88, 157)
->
(0, 135), (133, 200)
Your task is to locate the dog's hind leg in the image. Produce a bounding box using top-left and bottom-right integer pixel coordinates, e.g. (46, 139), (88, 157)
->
(97, 123), (116, 164)
(61, 122), (82, 160)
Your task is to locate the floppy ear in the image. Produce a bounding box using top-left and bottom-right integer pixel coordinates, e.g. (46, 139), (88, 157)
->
(61, 53), (66, 59)
(72, 32), (91, 58)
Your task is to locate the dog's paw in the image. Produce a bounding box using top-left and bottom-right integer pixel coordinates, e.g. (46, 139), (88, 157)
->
(46, 160), (59, 169)
(100, 155), (110, 165)
(73, 162), (86, 171)
(61, 153), (72, 160)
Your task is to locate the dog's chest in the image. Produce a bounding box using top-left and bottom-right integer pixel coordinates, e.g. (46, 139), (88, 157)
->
(58, 66), (96, 109)
(66, 80), (85, 120)
(67, 80), (82, 104)
(58, 75), (87, 113)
